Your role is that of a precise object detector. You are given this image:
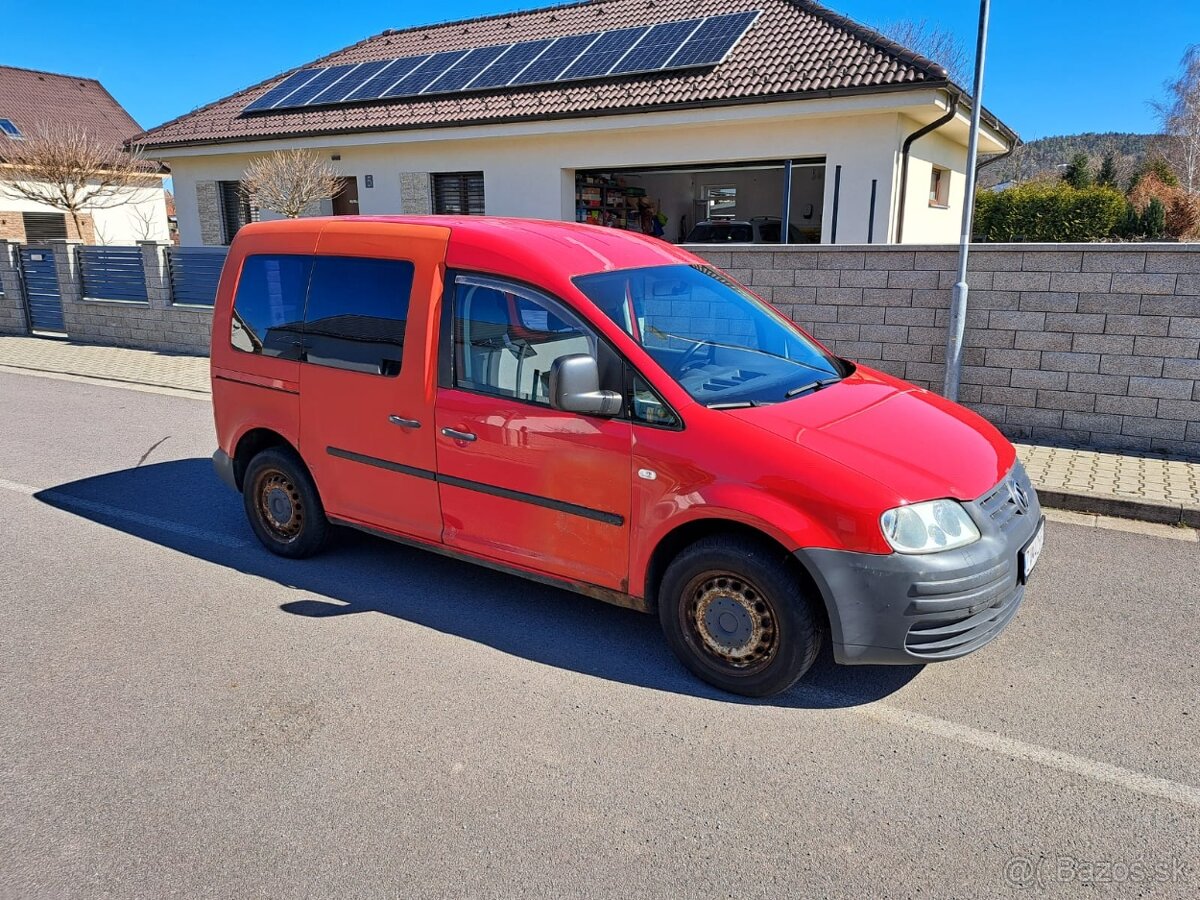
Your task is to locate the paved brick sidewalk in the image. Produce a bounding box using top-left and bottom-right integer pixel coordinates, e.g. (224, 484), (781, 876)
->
(0, 335), (208, 393)
(2, 334), (1197, 524)
(1018, 443), (1200, 526)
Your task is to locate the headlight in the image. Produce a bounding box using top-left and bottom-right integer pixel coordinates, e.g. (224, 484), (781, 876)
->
(880, 500), (981, 554)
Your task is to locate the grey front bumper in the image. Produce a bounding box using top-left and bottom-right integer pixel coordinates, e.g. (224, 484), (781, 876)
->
(797, 463), (1043, 666)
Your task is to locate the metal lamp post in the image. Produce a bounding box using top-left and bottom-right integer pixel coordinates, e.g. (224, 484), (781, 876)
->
(943, 0), (992, 401)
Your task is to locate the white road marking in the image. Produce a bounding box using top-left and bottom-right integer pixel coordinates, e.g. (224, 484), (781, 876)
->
(866, 702), (1200, 809)
(0, 477), (249, 549)
(2, 476), (1197, 808)
(795, 685), (1200, 810)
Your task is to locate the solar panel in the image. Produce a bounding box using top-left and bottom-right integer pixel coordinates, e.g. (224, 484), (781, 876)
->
(664, 11), (759, 69)
(423, 45), (511, 94)
(468, 40), (554, 89)
(344, 56), (429, 102)
(243, 69), (326, 112)
(240, 11), (761, 114)
(382, 50), (469, 98)
(313, 60), (392, 104)
(609, 19), (703, 76)
(509, 32), (600, 86)
(557, 26), (649, 81)
(277, 65), (357, 107)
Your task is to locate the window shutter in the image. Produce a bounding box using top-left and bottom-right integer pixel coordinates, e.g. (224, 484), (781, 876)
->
(218, 180), (253, 244)
(22, 212), (69, 242)
(432, 172), (485, 216)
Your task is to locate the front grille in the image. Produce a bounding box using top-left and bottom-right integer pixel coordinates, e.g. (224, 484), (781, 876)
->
(904, 585), (1023, 660)
(977, 467), (1033, 533)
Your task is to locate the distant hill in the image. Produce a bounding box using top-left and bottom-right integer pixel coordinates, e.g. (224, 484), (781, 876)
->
(978, 132), (1159, 188)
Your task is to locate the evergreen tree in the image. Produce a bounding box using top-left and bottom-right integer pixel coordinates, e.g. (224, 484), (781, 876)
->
(1062, 152), (1093, 189)
(1097, 154), (1119, 188)
(1116, 201), (1142, 239)
(1140, 198), (1167, 239)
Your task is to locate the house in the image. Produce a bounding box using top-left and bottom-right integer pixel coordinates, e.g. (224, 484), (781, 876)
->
(0, 65), (170, 245)
(135, 0), (1016, 247)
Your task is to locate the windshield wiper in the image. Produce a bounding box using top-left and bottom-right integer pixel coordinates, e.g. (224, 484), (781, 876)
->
(707, 400), (774, 410)
(784, 376), (841, 399)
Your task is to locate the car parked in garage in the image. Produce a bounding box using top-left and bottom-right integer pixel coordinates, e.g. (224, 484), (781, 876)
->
(684, 216), (817, 244)
(210, 216), (1044, 697)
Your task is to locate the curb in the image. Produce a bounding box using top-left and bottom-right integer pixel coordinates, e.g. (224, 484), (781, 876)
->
(1035, 486), (1200, 528)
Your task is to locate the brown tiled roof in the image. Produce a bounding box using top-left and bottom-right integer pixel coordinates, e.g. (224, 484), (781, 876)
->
(0, 65), (143, 147)
(135, 0), (955, 150)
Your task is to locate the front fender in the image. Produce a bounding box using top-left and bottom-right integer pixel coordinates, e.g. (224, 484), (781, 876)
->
(629, 482), (844, 602)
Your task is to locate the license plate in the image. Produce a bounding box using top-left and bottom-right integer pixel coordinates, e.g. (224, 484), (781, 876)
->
(1019, 518), (1046, 583)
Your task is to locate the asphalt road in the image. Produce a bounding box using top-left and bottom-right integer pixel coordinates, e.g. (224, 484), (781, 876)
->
(1, 369), (1197, 899)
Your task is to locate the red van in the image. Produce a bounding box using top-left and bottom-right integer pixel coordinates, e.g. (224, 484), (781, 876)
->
(210, 216), (1044, 697)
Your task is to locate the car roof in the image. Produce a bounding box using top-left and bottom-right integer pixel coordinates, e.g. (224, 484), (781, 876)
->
(240, 215), (697, 281)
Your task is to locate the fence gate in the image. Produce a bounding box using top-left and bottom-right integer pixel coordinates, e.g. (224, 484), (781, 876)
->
(18, 247), (65, 333)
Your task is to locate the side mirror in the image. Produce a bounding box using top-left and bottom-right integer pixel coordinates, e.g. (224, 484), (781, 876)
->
(549, 354), (623, 417)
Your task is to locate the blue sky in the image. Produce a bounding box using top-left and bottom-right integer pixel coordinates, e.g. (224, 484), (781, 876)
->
(5, 1), (1197, 140)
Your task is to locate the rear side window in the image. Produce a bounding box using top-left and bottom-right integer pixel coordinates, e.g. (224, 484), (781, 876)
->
(230, 255), (312, 358)
(303, 256), (414, 376)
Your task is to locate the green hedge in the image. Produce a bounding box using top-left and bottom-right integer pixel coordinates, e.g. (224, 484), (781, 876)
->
(973, 183), (1127, 242)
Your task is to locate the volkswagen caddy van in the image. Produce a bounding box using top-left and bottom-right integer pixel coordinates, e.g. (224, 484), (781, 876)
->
(210, 216), (1044, 697)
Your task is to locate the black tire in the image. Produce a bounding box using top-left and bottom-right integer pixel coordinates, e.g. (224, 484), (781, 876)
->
(658, 534), (823, 697)
(242, 447), (330, 559)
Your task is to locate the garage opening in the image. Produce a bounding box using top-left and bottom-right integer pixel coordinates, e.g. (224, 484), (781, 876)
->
(574, 159), (825, 245)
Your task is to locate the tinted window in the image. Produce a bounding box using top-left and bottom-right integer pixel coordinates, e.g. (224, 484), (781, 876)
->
(452, 279), (614, 406)
(303, 256), (414, 376)
(230, 254), (312, 358)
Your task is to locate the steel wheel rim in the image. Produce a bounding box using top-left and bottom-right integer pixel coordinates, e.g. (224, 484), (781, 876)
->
(683, 570), (778, 672)
(256, 469), (304, 542)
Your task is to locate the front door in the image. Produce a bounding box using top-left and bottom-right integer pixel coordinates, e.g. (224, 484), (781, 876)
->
(298, 223), (449, 542)
(331, 177), (359, 216)
(435, 274), (632, 591)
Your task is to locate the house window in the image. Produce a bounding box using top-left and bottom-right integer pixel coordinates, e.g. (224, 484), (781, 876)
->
(929, 166), (950, 208)
(218, 180), (253, 244)
(432, 172), (485, 215)
(0, 118), (23, 139)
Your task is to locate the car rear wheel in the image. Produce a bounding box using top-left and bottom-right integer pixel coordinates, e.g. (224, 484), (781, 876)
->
(242, 447), (329, 559)
(658, 534), (823, 697)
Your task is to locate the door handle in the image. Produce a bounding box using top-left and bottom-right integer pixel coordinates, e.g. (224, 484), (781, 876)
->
(440, 427), (477, 442)
(388, 415), (421, 429)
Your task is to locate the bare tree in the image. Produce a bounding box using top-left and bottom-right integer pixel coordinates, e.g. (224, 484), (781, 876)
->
(0, 124), (158, 241)
(1153, 45), (1200, 194)
(240, 150), (344, 219)
(127, 202), (160, 242)
(879, 19), (969, 87)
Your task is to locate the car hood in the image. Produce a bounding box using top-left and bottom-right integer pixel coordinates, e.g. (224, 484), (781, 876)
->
(726, 367), (1015, 504)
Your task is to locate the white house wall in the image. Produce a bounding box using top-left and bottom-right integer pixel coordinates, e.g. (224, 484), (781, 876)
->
(0, 182), (170, 244)
(895, 122), (968, 244)
(163, 94), (996, 246)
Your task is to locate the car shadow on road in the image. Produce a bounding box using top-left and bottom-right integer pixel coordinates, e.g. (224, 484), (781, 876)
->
(36, 457), (923, 709)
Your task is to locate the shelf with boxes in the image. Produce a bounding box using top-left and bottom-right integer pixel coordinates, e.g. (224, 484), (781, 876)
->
(574, 173), (646, 231)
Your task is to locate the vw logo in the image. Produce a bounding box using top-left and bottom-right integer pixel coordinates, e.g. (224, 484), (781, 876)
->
(1008, 478), (1029, 512)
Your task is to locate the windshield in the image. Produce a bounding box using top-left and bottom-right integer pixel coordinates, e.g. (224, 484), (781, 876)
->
(574, 264), (843, 407)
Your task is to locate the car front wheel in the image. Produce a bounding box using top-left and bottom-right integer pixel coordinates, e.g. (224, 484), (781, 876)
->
(658, 534), (823, 697)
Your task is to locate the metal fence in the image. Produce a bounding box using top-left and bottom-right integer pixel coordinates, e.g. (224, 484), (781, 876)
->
(76, 246), (148, 303)
(167, 247), (227, 306)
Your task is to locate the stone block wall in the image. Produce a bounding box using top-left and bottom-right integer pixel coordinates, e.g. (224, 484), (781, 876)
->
(690, 243), (1200, 458)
